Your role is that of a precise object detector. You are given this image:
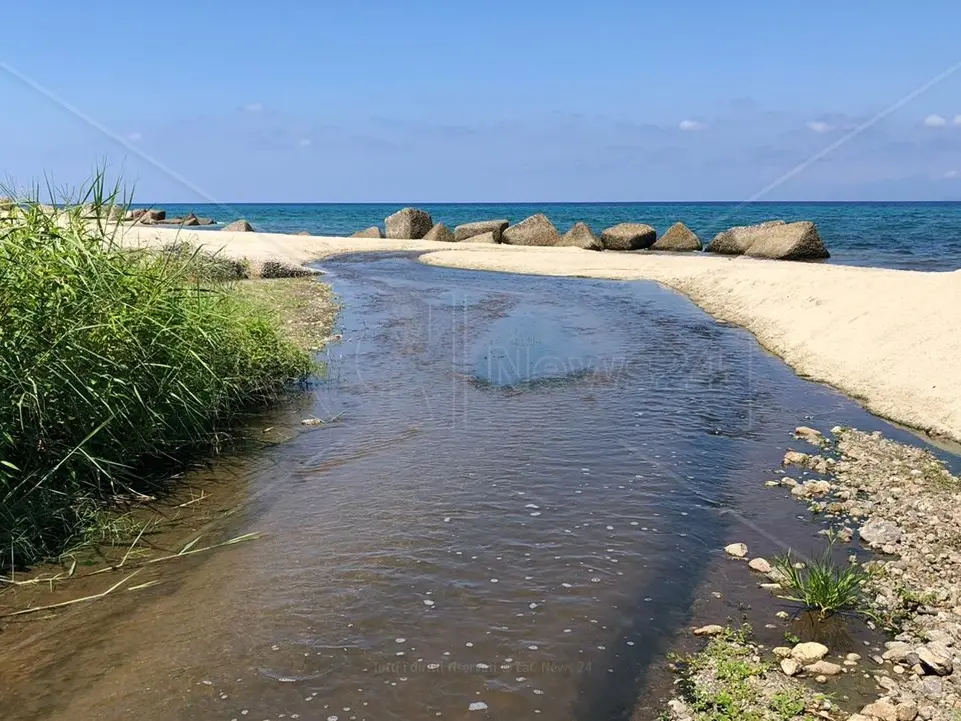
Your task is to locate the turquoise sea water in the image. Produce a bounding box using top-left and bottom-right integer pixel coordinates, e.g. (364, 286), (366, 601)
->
(149, 202), (961, 271)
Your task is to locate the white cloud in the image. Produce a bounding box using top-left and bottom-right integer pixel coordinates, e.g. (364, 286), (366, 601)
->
(678, 119), (707, 131)
(126, 131), (142, 142)
(805, 120), (833, 134)
(298, 138), (312, 147)
(945, 170), (959, 179)
(954, 115), (961, 126)
(923, 114), (947, 127)
(243, 102), (264, 113)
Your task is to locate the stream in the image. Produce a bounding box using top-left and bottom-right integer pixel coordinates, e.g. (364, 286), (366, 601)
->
(0, 253), (947, 721)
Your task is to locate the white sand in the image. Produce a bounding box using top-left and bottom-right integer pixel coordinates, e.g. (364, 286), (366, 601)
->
(123, 225), (961, 442)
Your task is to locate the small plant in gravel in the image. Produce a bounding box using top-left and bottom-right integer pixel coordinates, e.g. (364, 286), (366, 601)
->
(667, 626), (825, 721)
(772, 538), (868, 620)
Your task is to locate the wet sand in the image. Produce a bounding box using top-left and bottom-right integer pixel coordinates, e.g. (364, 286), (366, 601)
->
(123, 225), (961, 442)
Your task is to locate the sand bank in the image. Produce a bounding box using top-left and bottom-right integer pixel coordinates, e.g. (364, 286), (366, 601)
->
(122, 225), (961, 442)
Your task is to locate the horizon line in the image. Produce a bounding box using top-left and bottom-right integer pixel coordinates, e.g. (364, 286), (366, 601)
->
(137, 199), (961, 205)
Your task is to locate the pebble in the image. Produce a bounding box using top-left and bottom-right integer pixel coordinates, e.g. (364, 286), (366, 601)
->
(724, 543), (748, 558)
(692, 625), (725, 637)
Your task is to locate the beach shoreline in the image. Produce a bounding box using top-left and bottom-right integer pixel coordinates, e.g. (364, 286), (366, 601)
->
(122, 224), (961, 444)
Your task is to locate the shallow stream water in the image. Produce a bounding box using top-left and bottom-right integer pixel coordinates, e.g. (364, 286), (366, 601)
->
(0, 254), (950, 721)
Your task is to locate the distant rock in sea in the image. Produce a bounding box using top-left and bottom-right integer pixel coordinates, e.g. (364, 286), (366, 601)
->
(424, 223), (455, 242)
(454, 220), (510, 243)
(222, 219), (255, 232)
(557, 222), (603, 250)
(385, 207), (433, 239)
(652, 222), (701, 252)
(707, 220), (829, 260)
(502, 214), (560, 246)
(601, 223), (656, 251)
(352, 226), (383, 238)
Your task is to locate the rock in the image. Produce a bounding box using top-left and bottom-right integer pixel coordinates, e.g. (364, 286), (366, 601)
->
(125, 208), (146, 221)
(724, 543), (748, 558)
(385, 207), (433, 239)
(805, 660), (842, 675)
(707, 220), (785, 254)
(162, 217), (184, 225)
(846, 653), (862, 662)
(351, 226), (383, 239)
(453, 220), (509, 243)
(296, 230), (311, 235)
(424, 223), (455, 242)
(748, 558), (772, 573)
(181, 213), (200, 226)
(746, 220), (829, 260)
(919, 676), (942, 699)
(791, 642), (829, 664)
(883, 642), (913, 664)
(783, 450), (809, 466)
(792, 480), (832, 498)
(501, 214), (560, 247)
(707, 219), (829, 260)
(847, 716), (874, 721)
(600, 223), (656, 251)
(773, 646), (792, 658)
(693, 624), (725, 636)
(463, 231), (498, 244)
(815, 675), (827, 683)
(860, 700), (898, 721)
(915, 642), (953, 676)
(196, 217), (216, 225)
(144, 209), (166, 222)
(780, 658), (800, 676)
(652, 222), (701, 251)
(557, 222), (603, 251)
(0, 197), (14, 210)
(860, 519), (902, 548)
(895, 701), (918, 721)
(222, 219), (254, 232)
(795, 426), (823, 443)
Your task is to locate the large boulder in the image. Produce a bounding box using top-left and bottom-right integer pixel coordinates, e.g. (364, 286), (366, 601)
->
(222, 219), (254, 232)
(652, 222), (701, 251)
(181, 213), (200, 227)
(453, 219), (510, 243)
(501, 214), (560, 246)
(351, 226), (383, 239)
(385, 207), (433, 239)
(196, 217), (216, 225)
(424, 223), (455, 242)
(600, 223), (656, 251)
(557, 222), (603, 251)
(707, 220), (829, 260)
(144, 209), (166, 222)
(462, 231), (498, 244)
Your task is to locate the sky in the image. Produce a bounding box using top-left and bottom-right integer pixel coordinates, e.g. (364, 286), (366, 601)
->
(2, 1), (961, 202)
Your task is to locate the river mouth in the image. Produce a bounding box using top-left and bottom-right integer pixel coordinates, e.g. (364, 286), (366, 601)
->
(0, 253), (950, 721)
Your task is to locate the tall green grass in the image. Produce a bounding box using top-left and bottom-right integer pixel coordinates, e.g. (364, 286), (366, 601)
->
(0, 179), (313, 567)
(772, 539), (868, 620)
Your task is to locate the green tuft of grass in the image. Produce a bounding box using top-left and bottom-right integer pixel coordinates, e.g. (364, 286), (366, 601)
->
(772, 540), (867, 620)
(0, 174), (314, 567)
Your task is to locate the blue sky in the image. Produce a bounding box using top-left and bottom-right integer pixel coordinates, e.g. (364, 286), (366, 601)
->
(2, 1), (961, 201)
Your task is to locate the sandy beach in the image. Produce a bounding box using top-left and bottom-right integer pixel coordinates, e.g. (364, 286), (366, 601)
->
(123, 225), (961, 443)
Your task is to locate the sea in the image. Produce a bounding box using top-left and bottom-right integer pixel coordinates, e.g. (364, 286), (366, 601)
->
(149, 202), (961, 272)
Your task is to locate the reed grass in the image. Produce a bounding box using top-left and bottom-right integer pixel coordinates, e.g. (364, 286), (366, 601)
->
(0, 175), (313, 567)
(772, 540), (868, 620)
